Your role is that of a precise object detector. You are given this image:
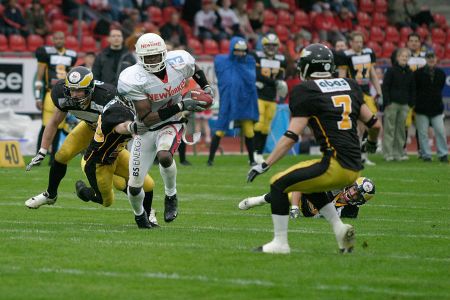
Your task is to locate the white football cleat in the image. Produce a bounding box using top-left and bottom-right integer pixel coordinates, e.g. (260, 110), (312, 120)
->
(254, 152), (265, 164)
(238, 195), (267, 210)
(25, 192), (57, 209)
(149, 209), (158, 225)
(254, 240), (290, 254)
(336, 224), (355, 253)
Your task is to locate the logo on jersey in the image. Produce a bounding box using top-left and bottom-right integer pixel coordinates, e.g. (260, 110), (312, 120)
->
(315, 78), (351, 93)
(69, 71), (81, 83)
(0, 64), (23, 93)
(146, 79), (186, 101)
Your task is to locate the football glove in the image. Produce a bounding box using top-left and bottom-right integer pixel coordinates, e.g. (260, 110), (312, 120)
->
(127, 120), (148, 135)
(361, 139), (377, 153)
(26, 148), (47, 171)
(180, 99), (207, 112)
(247, 162), (270, 183)
(203, 85), (215, 99)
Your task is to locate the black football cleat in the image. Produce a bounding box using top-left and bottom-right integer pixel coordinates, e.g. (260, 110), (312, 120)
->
(134, 211), (156, 229)
(75, 180), (90, 202)
(164, 194), (178, 222)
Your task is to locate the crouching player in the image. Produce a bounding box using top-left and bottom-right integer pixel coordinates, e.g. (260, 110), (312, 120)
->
(75, 95), (158, 228)
(240, 177), (375, 219)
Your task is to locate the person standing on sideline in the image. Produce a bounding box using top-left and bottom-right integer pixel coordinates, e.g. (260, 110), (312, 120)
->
(118, 33), (215, 227)
(414, 51), (449, 163)
(92, 28), (136, 86)
(207, 37), (259, 166)
(382, 48), (416, 161)
(245, 44), (381, 254)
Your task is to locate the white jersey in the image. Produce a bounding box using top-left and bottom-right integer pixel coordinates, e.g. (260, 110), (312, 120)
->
(118, 50), (196, 129)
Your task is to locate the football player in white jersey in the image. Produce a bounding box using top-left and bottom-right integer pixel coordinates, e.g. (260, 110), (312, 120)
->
(118, 33), (214, 228)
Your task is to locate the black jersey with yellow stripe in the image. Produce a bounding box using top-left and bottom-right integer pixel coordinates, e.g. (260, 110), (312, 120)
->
(35, 46), (77, 90)
(290, 78), (364, 171)
(336, 48), (376, 95)
(252, 51), (286, 101)
(84, 99), (134, 165)
(51, 79), (117, 127)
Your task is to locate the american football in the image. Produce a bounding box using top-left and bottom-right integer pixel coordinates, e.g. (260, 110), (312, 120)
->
(183, 88), (214, 109)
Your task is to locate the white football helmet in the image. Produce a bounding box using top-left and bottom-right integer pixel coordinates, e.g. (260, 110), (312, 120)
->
(135, 33), (167, 73)
(276, 80), (288, 98)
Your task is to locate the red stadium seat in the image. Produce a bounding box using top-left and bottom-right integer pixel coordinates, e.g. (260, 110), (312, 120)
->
(0, 4), (4, 17)
(51, 19), (70, 35)
(65, 35), (79, 51)
(400, 26), (413, 42)
(263, 9), (277, 27)
(80, 36), (97, 52)
(385, 26), (399, 42)
(356, 12), (372, 28)
(359, 0), (374, 13)
(162, 6), (177, 21)
(219, 39), (230, 54)
(187, 38), (203, 55)
(275, 24), (290, 42)
(432, 43), (445, 59)
(27, 34), (44, 52)
(147, 6), (163, 25)
(100, 35), (109, 49)
(372, 12), (388, 28)
(381, 41), (395, 58)
(180, 20), (193, 38)
(366, 41), (382, 58)
(369, 26), (384, 43)
(433, 13), (448, 29)
(293, 10), (310, 28)
(45, 34), (53, 46)
(203, 39), (219, 55)
(374, 0), (387, 13)
(0, 34), (8, 51)
(445, 43), (450, 59)
(415, 26), (429, 41)
(431, 28), (446, 44)
(277, 10), (292, 26)
(72, 20), (90, 35)
(9, 34), (26, 51)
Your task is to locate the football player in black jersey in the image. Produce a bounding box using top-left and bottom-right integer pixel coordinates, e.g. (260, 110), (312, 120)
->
(75, 95), (157, 229)
(34, 31), (78, 165)
(245, 44), (381, 254)
(25, 67), (124, 209)
(251, 33), (287, 164)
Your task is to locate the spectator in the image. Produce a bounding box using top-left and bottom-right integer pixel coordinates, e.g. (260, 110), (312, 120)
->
(382, 48), (416, 161)
(92, 29), (136, 85)
(121, 9), (141, 40)
(234, 0), (258, 43)
(312, 3), (343, 43)
(217, 0), (242, 38)
(25, 0), (48, 37)
(287, 32), (309, 61)
(160, 11), (188, 49)
(194, 0), (226, 41)
(248, 0), (264, 35)
(414, 51), (448, 163)
(182, 0), (202, 24)
(81, 52), (96, 70)
(2, 0), (28, 36)
(334, 6), (353, 38)
(108, 0), (134, 21)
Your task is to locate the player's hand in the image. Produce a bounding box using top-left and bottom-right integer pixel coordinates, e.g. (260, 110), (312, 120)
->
(362, 139), (377, 154)
(247, 162), (270, 183)
(35, 100), (43, 111)
(203, 85), (215, 99)
(180, 99), (207, 112)
(127, 121), (148, 135)
(26, 149), (47, 171)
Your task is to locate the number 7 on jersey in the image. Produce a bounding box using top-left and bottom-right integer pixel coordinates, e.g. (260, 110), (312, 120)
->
(332, 95), (352, 130)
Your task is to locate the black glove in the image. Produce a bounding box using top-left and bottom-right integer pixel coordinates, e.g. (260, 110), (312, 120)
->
(247, 162), (270, 183)
(26, 149), (47, 171)
(127, 121), (148, 135)
(181, 99), (207, 112)
(362, 139), (377, 153)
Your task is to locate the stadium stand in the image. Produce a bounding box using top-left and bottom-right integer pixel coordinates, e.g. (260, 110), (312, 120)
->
(9, 34), (27, 52)
(27, 34), (44, 52)
(203, 39), (220, 56)
(0, 34), (8, 51)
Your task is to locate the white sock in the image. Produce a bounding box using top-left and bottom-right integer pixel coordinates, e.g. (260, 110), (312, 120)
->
(127, 187), (144, 216)
(291, 205), (299, 210)
(159, 160), (177, 196)
(272, 214), (289, 245)
(319, 202), (344, 234)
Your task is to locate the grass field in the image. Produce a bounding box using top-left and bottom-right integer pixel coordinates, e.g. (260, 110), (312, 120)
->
(0, 154), (449, 300)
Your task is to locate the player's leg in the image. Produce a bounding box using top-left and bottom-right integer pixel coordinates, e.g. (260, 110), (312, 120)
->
(361, 94), (378, 165)
(128, 132), (157, 228)
(254, 99), (268, 161)
(43, 91), (66, 165)
(289, 192), (301, 219)
(156, 124), (183, 222)
(241, 120), (256, 165)
(76, 157), (104, 205)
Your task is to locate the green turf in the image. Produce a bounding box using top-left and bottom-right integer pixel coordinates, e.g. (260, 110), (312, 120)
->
(0, 154), (449, 300)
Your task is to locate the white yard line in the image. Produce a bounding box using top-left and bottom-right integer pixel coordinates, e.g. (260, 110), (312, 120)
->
(316, 284), (448, 298)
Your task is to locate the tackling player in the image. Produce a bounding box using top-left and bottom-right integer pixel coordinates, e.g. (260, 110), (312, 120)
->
(75, 95), (157, 229)
(118, 33), (214, 225)
(246, 44), (381, 254)
(251, 33), (287, 164)
(239, 177), (376, 219)
(336, 31), (382, 166)
(34, 31), (78, 164)
(25, 66), (117, 208)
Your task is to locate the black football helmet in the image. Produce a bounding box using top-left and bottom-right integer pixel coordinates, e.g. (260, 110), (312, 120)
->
(297, 43), (335, 80)
(64, 66), (95, 109)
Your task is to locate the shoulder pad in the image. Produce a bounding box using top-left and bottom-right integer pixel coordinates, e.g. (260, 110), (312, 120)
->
(45, 46), (57, 54)
(275, 54), (285, 61)
(255, 51), (265, 58)
(166, 50), (195, 67)
(362, 48), (373, 54)
(65, 49), (77, 57)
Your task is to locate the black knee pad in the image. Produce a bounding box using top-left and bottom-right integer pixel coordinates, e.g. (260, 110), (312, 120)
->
(128, 186), (142, 196)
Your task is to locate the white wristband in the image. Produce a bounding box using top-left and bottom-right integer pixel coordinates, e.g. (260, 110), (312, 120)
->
(35, 81), (43, 88)
(38, 148), (48, 155)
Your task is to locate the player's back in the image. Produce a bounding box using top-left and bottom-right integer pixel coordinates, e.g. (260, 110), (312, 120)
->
(290, 77), (364, 171)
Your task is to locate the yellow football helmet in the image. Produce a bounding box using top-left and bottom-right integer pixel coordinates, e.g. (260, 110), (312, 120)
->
(261, 33), (280, 57)
(64, 66), (95, 109)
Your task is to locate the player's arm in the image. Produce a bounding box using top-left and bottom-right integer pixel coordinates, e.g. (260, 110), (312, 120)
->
(114, 121), (134, 135)
(369, 66), (382, 96)
(338, 66), (347, 78)
(192, 64), (214, 97)
(35, 62), (46, 110)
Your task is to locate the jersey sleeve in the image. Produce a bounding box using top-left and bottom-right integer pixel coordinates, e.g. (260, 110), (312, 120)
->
(166, 50), (196, 79)
(117, 67), (147, 102)
(289, 84), (314, 117)
(50, 80), (66, 111)
(101, 104), (133, 134)
(35, 46), (48, 64)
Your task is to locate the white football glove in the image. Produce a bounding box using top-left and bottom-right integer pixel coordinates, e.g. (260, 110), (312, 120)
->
(180, 99), (207, 112)
(26, 148), (47, 171)
(203, 85), (216, 99)
(247, 162), (270, 183)
(127, 121), (148, 135)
